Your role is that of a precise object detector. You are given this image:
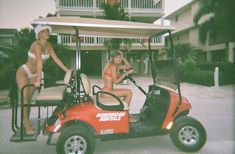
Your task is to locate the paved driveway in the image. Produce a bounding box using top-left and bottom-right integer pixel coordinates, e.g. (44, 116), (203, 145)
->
(0, 76), (234, 154)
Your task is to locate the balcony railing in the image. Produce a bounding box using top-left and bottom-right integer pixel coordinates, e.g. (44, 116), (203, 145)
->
(56, 0), (105, 8)
(58, 35), (163, 47)
(56, 0), (163, 10)
(120, 0), (162, 9)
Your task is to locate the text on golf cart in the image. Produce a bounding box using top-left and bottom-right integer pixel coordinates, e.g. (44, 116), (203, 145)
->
(96, 112), (126, 121)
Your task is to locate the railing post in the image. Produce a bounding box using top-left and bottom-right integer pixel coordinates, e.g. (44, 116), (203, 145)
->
(93, 0), (96, 8)
(57, 34), (61, 44)
(70, 35), (72, 45)
(55, 0), (59, 7)
(161, 0), (164, 10)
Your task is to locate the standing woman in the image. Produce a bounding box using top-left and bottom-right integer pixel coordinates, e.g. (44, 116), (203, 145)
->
(102, 50), (133, 106)
(16, 25), (70, 135)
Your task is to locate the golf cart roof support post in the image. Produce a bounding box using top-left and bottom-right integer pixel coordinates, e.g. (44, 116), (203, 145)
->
(168, 30), (182, 116)
(73, 27), (81, 94)
(74, 27), (81, 71)
(148, 38), (156, 85)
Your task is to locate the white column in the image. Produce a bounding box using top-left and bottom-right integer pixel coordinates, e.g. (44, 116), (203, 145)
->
(228, 42), (235, 63)
(214, 67), (219, 87)
(93, 0), (96, 8)
(161, 0), (164, 10)
(57, 34), (61, 44)
(160, 16), (164, 25)
(207, 51), (212, 62)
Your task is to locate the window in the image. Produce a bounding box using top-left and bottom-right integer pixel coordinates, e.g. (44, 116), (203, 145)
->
(177, 35), (180, 41)
(175, 15), (178, 22)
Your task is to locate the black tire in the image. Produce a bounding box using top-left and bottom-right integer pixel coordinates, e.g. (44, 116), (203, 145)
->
(170, 116), (207, 152)
(56, 125), (95, 154)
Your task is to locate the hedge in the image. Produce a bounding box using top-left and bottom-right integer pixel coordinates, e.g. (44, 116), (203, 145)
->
(197, 62), (235, 85)
(180, 69), (214, 86)
(178, 59), (235, 86)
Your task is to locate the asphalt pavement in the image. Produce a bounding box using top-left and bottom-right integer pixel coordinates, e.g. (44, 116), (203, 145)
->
(0, 76), (234, 154)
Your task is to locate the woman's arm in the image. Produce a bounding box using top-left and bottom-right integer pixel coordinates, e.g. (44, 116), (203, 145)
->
(48, 44), (69, 72)
(111, 65), (126, 84)
(119, 51), (133, 70)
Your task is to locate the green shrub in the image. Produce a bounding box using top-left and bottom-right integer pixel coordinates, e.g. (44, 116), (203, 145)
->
(197, 62), (235, 85)
(0, 61), (15, 90)
(179, 59), (214, 86)
(186, 70), (214, 86)
(179, 59), (196, 76)
(179, 60), (235, 86)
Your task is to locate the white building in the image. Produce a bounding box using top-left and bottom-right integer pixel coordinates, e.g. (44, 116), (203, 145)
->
(54, 0), (166, 75)
(164, 0), (234, 63)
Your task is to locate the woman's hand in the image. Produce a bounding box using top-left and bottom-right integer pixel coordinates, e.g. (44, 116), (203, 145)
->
(127, 69), (134, 74)
(66, 68), (73, 73)
(126, 69), (134, 76)
(34, 81), (41, 87)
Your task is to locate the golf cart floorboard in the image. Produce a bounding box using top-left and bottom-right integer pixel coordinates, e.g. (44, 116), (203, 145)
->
(10, 118), (46, 142)
(100, 119), (167, 141)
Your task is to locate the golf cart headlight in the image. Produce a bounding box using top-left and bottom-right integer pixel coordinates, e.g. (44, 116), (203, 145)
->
(53, 119), (61, 132)
(166, 121), (173, 130)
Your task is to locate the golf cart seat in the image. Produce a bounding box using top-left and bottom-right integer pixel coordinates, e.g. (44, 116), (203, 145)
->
(34, 69), (73, 106)
(80, 74), (129, 111)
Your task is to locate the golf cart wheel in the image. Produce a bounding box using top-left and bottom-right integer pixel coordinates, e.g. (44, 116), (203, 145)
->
(56, 125), (95, 154)
(170, 116), (206, 152)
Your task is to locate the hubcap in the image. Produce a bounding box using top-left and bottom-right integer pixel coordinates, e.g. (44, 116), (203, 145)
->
(178, 126), (199, 146)
(64, 135), (87, 154)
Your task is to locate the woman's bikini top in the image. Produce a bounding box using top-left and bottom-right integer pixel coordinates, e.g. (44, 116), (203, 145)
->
(103, 71), (113, 78)
(28, 51), (50, 60)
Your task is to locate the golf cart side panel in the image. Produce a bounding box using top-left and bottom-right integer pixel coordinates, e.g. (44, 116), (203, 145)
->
(161, 93), (191, 129)
(51, 103), (129, 134)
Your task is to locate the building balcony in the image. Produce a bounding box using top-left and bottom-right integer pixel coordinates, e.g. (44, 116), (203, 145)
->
(55, 0), (164, 22)
(58, 35), (164, 50)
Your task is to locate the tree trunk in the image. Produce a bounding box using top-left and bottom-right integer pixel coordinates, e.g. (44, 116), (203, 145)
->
(107, 0), (118, 6)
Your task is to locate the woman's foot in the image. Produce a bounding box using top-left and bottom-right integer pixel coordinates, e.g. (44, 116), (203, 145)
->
(129, 115), (138, 123)
(129, 118), (137, 122)
(24, 125), (35, 135)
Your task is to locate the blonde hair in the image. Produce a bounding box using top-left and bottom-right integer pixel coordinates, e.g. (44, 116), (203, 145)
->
(110, 50), (121, 58)
(102, 59), (112, 76)
(102, 50), (121, 76)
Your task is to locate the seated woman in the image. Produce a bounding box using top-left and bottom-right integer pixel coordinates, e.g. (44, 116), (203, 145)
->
(102, 50), (133, 106)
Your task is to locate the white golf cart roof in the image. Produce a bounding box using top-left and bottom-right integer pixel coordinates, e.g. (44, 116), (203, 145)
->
(31, 16), (174, 38)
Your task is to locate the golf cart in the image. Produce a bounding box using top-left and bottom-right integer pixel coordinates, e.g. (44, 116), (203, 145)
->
(10, 16), (206, 154)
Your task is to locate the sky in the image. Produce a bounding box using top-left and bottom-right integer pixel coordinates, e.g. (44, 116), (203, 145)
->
(0, 0), (192, 30)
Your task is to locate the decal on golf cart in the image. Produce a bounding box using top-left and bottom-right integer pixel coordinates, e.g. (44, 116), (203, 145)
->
(153, 90), (160, 95)
(100, 129), (114, 134)
(96, 112), (126, 121)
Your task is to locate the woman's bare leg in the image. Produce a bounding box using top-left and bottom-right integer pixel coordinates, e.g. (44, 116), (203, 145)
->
(109, 88), (136, 122)
(16, 67), (34, 135)
(29, 77), (36, 104)
(108, 88), (132, 105)
(102, 88), (135, 121)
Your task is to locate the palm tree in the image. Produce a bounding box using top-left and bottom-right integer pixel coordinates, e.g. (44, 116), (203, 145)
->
(101, 2), (130, 52)
(194, 0), (235, 44)
(166, 43), (196, 63)
(193, 0), (217, 44)
(107, 0), (118, 6)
